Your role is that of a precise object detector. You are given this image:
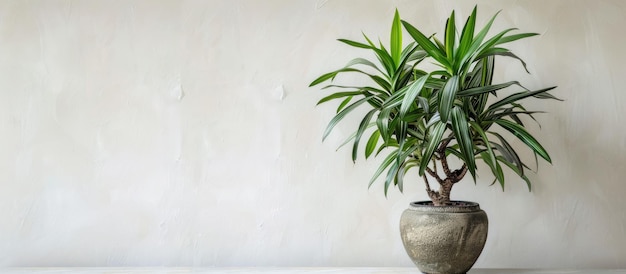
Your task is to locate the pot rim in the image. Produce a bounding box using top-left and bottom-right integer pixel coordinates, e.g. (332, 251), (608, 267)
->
(408, 200), (481, 213)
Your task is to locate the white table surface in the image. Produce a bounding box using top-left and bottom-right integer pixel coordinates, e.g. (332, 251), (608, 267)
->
(1, 268), (625, 274)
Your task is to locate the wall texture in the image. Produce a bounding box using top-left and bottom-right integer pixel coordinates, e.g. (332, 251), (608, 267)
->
(1, 0), (625, 268)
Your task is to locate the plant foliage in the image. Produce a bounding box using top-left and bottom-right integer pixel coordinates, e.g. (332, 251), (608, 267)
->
(310, 7), (560, 205)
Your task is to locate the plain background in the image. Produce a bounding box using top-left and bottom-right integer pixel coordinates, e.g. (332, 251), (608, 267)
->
(1, 0), (625, 269)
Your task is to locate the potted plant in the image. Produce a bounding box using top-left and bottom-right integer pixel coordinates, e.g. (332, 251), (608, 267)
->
(310, 7), (560, 274)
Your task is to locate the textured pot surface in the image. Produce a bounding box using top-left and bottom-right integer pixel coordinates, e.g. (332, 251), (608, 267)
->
(400, 201), (488, 274)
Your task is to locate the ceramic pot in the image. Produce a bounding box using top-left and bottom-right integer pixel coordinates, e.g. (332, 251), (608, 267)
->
(400, 201), (488, 274)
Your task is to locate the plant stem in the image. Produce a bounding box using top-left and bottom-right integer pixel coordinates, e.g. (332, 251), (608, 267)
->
(423, 152), (468, 206)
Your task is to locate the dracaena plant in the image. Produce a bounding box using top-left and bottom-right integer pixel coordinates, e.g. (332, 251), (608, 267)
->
(310, 7), (560, 206)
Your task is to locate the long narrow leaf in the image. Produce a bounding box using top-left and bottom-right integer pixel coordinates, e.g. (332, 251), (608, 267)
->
(390, 9), (403, 66)
(365, 130), (380, 159)
(439, 75), (460, 122)
(396, 160), (418, 193)
(345, 57), (386, 75)
(395, 120), (409, 168)
(471, 122), (503, 185)
(400, 74), (430, 118)
(480, 152), (505, 189)
(445, 11), (456, 61)
(377, 107), (393, 142)
(457, 6), (477, 64)
(338, 38), (373, 49)
(495, 119), (551, 163)
(477, 47), (531, 73)
(352, 111), (378, 162)
(418, 121), (446, 176)
(489, 131), (523, 173)
(459, 11), (500, 72)
(385, 144), (420, 195)
(336, 96), (353, 113)
(317, 91), (362, 105)
(343, 35), (395, 76)
(496, 156), (532, 191)
(495, 32), (539, 46)
(368, 148), (399, 188)
(323, 96), (373, 141)
(487, 86), (557, 111)
(457, 81), (523, 97)
(476, 28), (517, 56)
(310, 67), (373, 87)
(401, 20), (451, 68)
(377, 40), (396, 76)
(451, 107), (476, 179)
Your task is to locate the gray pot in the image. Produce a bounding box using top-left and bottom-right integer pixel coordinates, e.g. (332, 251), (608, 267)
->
(400, 201), (488, 274)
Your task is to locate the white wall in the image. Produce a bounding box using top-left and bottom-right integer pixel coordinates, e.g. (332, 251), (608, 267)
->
(1, 0), (625, 268)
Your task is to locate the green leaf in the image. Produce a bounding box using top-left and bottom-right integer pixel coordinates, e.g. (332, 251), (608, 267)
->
(494, 119), (551, 163)
(471, 121), (503, 185)
(476, 28), (517, 56)
(338, 38), (373, 49)
(385, 144), (419, 196)
(457, 81), (522, 97)
(418, 121), (446, 176)
(323, 96), (373, 141)
(417, 96), (430, 114)
(486, 110), (545, 122)
(532, 91), (562, 101)
(445, 146), (464, 161)
(433, 36), (446, 56)
(401, 20), (451, 68)
(384, 161), (400, 196)
(377, 40), (397, 76)
(336, 96), (353, 113)
(408, 49), (428, 62)
(495, 32), (539, 46)
(365, 130), (380, 159)
(400, 74), (430, 118)
(392, 44), (424, 90)
(376, 107), (392, 142)
(470, 122), (495, 162)
(345, 57), (385, 75)
(481, 56), (494, 86)
(451, 107), (476, 179)
(399, 42), (417, 60)
(489, 131), (524, 174)
(477, 47), (531, 73)
(310, 71), (339, 87)
(457, 6), (477, 63)
(371, 75), (392, 91)
(353, 110), (378, 162)
(458, 11), (500, 73)
(391, 9), (403, 66)
(496, 156), (532, 191)
(369, 148), (399, 188)
(480, 152), (504, 189)
(406, 126), (425, 139)
(469, 56), (495, 115)
(309, 67), (375, 87)
(362, 32), (376, 47)
(439, 75), (460, 122)
(321, 84), (387, 95)
(339, 37), (396, 77)
(317, 91), (362, 105)
(487, 86), (557, 111)
(335, 130), (356, 151)
(396, 160), (418, 193)
(425, 113), (441, 128)
(445, 11), (456, 62)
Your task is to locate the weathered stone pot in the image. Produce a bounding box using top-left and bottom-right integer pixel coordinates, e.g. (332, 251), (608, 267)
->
(400, 201), (488, 274)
